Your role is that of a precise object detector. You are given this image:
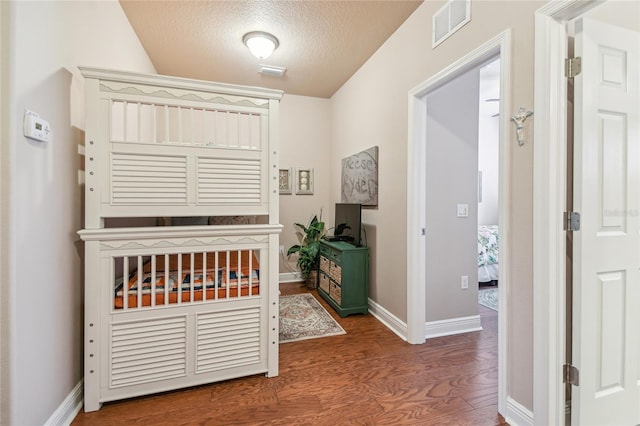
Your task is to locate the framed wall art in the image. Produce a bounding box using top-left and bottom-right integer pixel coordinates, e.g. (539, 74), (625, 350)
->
(279, 168), (292, 194)
(295, 168), (314, 195)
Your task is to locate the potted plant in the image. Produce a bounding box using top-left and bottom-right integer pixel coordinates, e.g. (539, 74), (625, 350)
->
(287, 214), (326, 289)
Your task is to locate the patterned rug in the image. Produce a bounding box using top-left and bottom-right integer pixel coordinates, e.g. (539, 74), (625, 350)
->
(478, 287), (498, 311)
(279, 293), (346, 343)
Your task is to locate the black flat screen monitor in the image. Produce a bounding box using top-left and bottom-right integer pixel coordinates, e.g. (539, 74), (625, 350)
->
(333, 203), (361, 246)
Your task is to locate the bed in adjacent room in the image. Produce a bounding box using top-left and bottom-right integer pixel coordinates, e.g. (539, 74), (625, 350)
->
(478, 224), (499, 284)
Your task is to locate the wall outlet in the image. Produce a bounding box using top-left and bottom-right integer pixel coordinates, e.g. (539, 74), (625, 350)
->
(279, 245), (285, 254)
(461, 275), (469, 289)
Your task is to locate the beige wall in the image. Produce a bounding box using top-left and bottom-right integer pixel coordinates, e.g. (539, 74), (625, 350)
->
(279, 94), (332, 274)
(3, 1), (155, 424)
(330, 0), (542, 411)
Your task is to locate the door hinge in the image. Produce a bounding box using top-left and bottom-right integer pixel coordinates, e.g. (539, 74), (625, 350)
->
(564, 211), (581, 231)
(565, 57), (582, 78)
(563, 364), (580, 386)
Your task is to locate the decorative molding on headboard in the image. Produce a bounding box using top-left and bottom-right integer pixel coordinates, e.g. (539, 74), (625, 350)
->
(79, 66), (283, 101)
(99, 235), (269, 251)
(99, 82), (270, 109)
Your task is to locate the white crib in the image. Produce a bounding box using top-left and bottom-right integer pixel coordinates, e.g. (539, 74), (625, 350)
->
(78, 68), (283, 411)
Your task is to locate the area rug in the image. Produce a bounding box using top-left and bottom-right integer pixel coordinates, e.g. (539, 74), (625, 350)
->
(478, 288), (498, 311)
(279, 293), (346, 343)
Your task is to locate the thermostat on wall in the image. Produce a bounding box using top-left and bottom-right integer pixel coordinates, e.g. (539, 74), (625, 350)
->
(23, 109), (51, 142)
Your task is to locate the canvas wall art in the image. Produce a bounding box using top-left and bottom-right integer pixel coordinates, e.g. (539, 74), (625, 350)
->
(341, 146), (378, 206)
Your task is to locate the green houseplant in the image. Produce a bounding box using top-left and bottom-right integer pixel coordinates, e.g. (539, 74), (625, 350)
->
(287, 214), (326, 288)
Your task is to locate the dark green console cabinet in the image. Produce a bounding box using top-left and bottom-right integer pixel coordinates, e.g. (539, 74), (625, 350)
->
(318, 240), (369, 317)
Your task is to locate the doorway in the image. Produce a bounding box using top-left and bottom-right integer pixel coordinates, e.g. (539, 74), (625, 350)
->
(407, 31), (512, 415)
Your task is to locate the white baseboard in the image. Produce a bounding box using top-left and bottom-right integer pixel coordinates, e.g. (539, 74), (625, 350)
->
(424, 315), (482, 339)
(279, 272), (302, 283)
(367, 298), (407, 341)
(504, 396), (534, 426)
(45, 379), (83, 426)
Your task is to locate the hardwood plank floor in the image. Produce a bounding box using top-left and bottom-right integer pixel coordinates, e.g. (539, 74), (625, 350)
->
(72, 283), (506, 425)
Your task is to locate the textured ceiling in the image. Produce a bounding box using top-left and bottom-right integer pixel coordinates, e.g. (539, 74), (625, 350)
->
(120, 1), (423, 98)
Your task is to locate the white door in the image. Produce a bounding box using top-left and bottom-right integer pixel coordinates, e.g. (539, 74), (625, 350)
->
(572, 17), (640, 425)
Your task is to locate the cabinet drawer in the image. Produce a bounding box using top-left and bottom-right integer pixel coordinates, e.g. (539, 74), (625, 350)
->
(320, 256), (330, 274)
(329, 262), (342, 284)
(319, 273), (330, 293)
(329, 282), (342, 304)
(321, 247), (341, 263)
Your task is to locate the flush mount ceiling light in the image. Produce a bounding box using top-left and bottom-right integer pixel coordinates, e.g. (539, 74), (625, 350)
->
(243, 31), (279, 59)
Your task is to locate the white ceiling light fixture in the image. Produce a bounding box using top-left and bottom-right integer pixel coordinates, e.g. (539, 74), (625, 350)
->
(243, 31), (279, 59)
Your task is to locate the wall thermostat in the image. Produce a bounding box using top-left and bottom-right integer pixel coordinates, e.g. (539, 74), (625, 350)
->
(23, 109), (51, 142)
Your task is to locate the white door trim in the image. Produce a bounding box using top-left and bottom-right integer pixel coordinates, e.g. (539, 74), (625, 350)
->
(532, 1), (602, 425)
(407, 29), (512, 415)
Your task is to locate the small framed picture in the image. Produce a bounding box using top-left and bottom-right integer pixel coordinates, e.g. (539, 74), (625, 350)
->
(279, 168), (292, 194)
(295, 168), (314, 195)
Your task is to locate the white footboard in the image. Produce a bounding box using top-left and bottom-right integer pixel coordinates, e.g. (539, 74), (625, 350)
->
(78, 224), (281, 411)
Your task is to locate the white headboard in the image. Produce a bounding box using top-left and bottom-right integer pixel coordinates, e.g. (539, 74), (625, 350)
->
(80, 67), (283, 227)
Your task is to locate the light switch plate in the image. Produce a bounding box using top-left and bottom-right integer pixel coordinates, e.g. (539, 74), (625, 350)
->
(457, 203), (469, 217)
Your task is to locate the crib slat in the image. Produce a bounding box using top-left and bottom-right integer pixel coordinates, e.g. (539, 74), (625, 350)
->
(248, 249), (253, 295)
(164, 105), (169, 144)
(136, 103), (141, 143)
(123, 257), (129, 310)
(202, 251), (207, 302)
(123, 101), (128, 142)
(151, 255), (156, 307)
(190, 252), (195, 303)
(201, 109), (206, 145)
(177, 106), (182, 144)
(164, 254), (169, 306)
(214, 251), (219, 300)
(226, 111), (231, 147)
(137, 256), (143, 309)
(152, 104), (157, 143)
(177, 253), (182, 305)
(237, 250), (242, 299)
(225, 251), (230, 299)
(190, 108), (194, 145)
(237, 113), (241, 148)
(213, 110), (217, 146)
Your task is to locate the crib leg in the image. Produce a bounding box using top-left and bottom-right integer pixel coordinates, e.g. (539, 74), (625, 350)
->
(83, 390), (102, 412)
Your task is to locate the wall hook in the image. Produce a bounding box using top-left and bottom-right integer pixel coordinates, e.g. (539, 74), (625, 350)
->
(511, 107), (533, 146)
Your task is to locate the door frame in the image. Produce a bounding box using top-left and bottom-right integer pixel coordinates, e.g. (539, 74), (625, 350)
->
(406, 30), (512, 414)
(532, 1), (603, 424)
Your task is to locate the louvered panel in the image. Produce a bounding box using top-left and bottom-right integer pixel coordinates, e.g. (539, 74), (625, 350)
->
(111, 317), (187, 388)
(111, 153), (187, 204)
(197, 157), (262, 204)
(196, 307), (261, 373)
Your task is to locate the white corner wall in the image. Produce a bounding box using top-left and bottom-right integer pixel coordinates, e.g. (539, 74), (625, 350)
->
(3, 1), (155, 424)
(279, 94), (332, 276)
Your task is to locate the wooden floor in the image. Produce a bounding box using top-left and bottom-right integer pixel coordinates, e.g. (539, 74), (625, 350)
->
(72, 283), (506, 425)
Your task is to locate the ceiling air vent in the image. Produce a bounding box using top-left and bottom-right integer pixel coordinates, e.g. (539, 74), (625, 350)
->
(432, 0), (471, 48)
(258, 64), (286, 77)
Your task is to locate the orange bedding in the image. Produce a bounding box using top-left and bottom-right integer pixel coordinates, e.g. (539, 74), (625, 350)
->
(115, 251), (260, 309)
